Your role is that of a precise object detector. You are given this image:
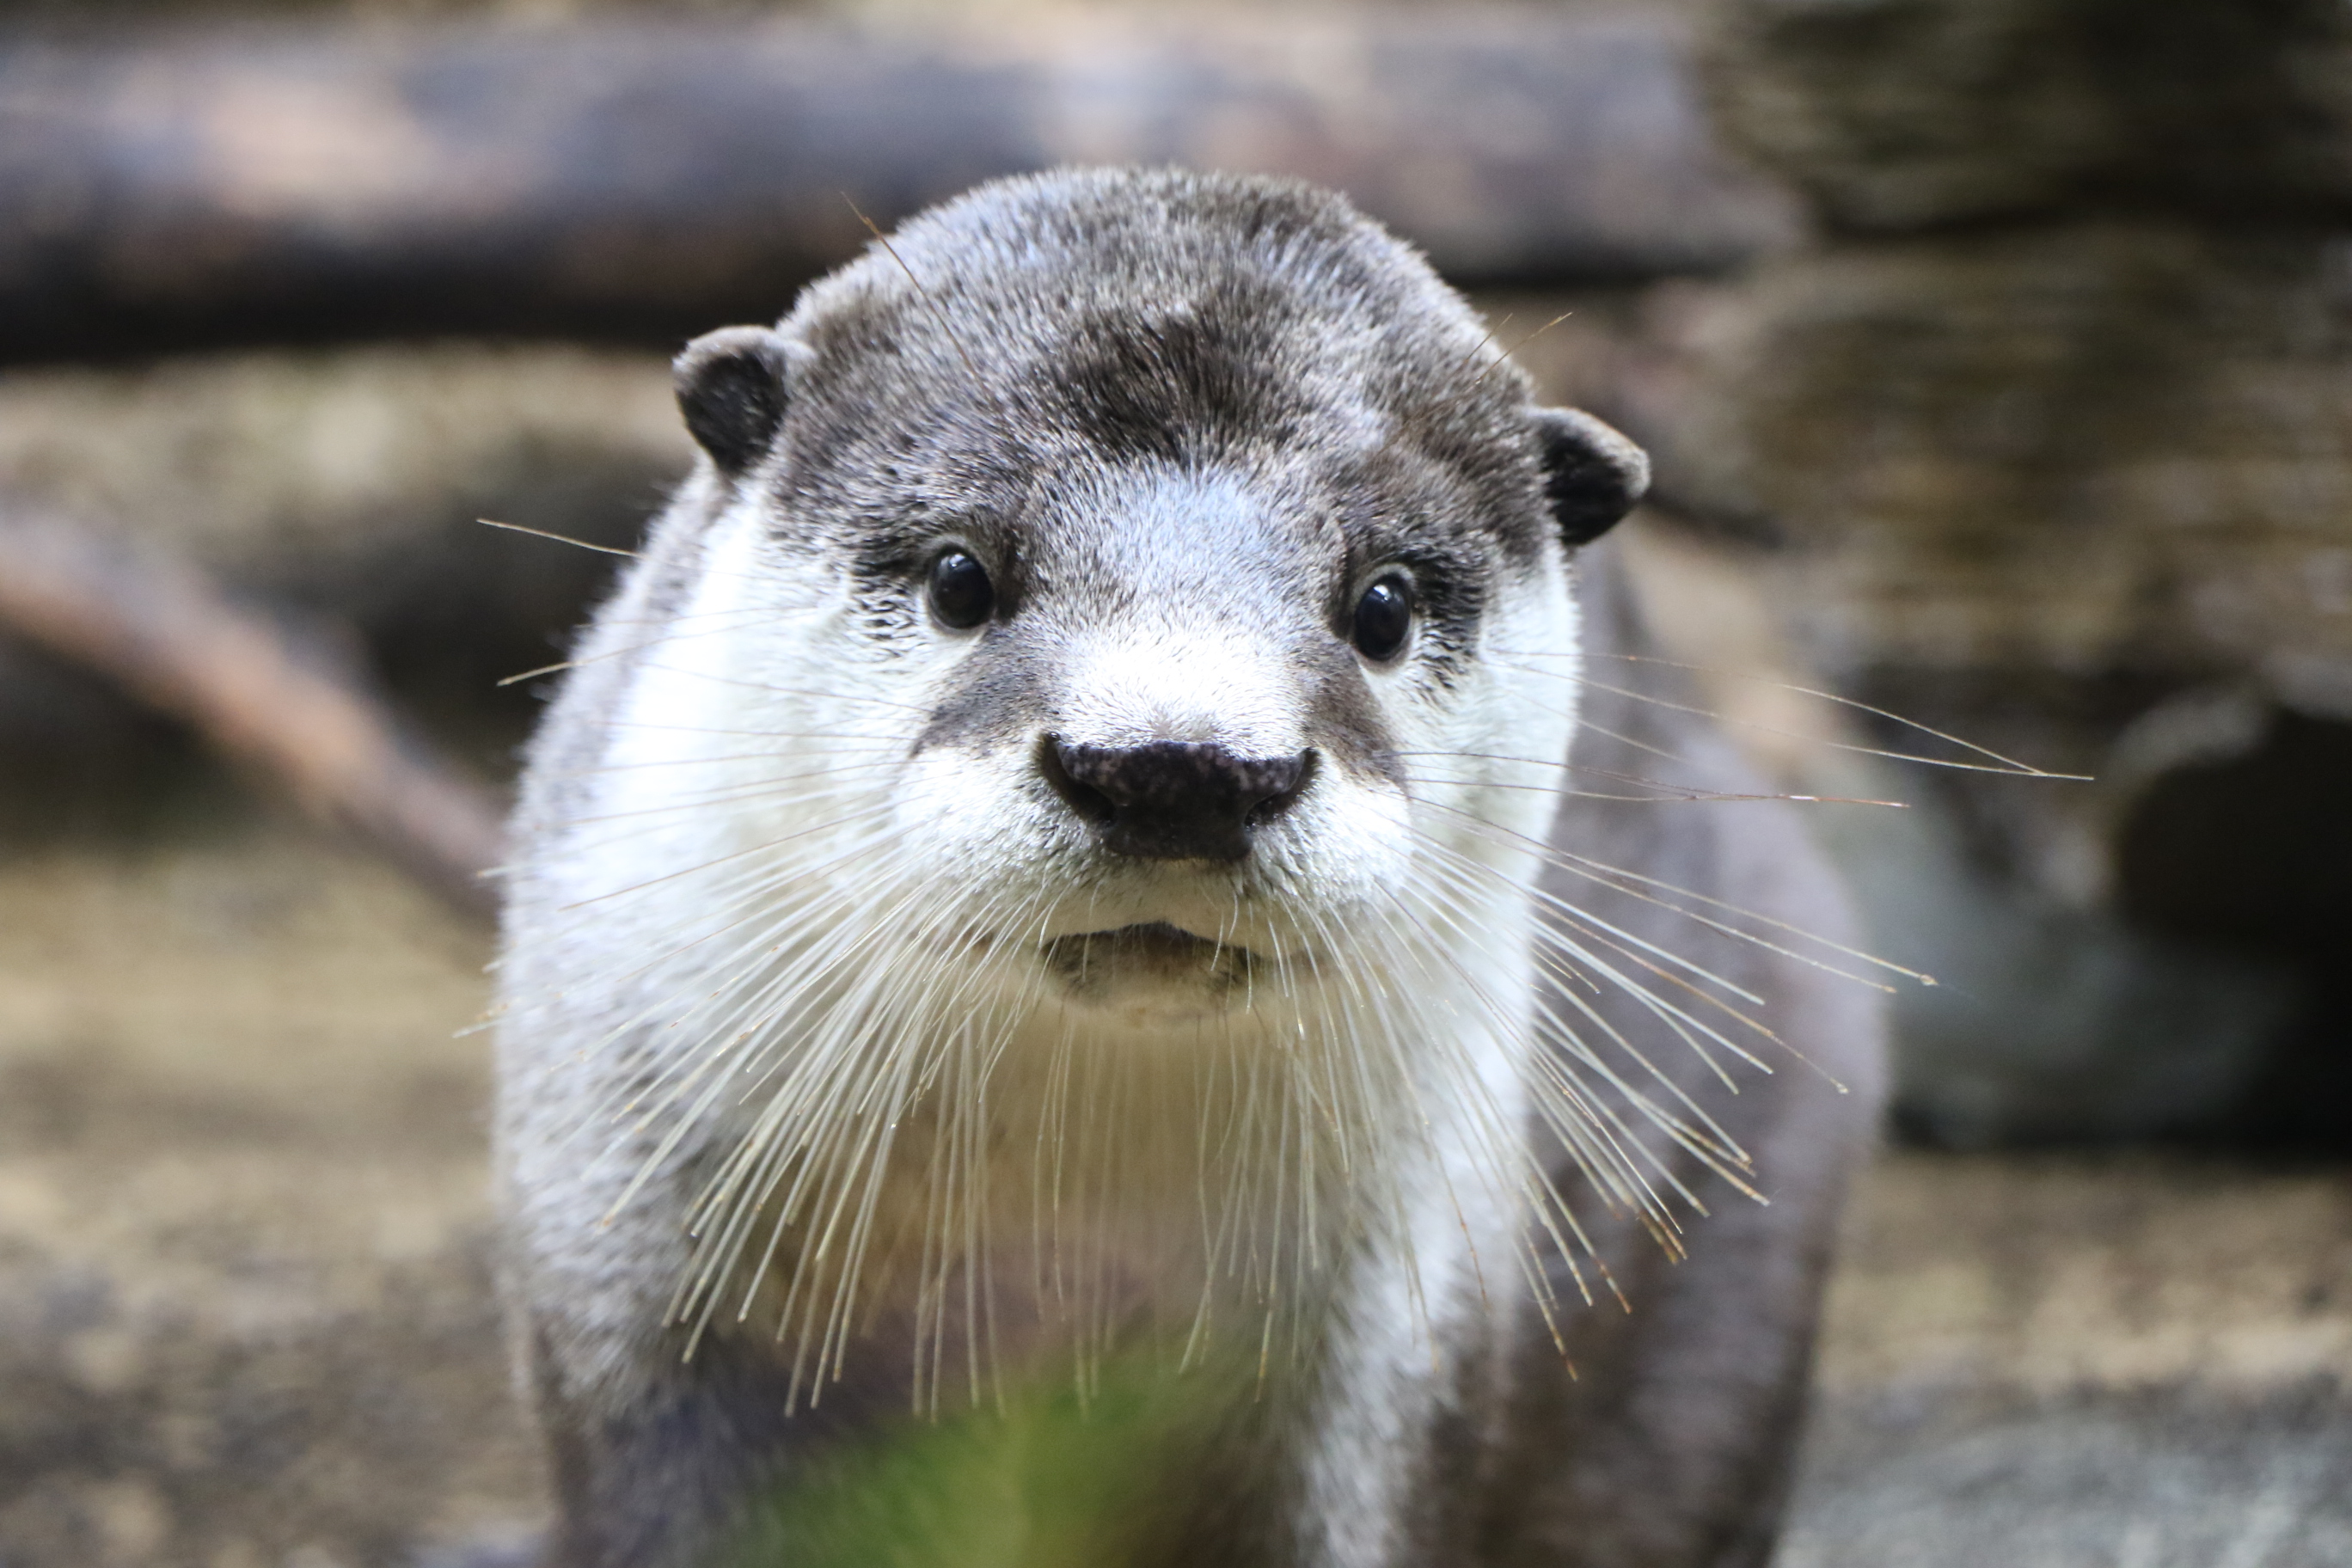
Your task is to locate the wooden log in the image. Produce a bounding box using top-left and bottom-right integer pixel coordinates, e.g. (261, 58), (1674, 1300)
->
(0, 9), (1798, 362)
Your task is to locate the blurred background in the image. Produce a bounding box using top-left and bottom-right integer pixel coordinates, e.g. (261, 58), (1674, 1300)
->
(0, 0), (2347, 1563)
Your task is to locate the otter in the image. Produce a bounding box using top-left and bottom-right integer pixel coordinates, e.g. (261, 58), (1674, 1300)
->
(493, 167), (1883, 1568)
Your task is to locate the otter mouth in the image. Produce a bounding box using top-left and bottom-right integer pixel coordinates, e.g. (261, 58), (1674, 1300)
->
(1038, 922), (1260, 1000)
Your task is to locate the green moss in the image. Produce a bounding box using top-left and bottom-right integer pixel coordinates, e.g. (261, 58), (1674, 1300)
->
(720, 1347), (1267, 1568)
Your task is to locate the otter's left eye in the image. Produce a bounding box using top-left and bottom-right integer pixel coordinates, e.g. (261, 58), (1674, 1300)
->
(927, 549), (995, 629)
(1351, 575), (1414, 662)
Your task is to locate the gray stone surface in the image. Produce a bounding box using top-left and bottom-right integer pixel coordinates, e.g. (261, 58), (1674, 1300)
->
(1785, 1150), (2352, 1567)
(0, 820), (543, 1568)
(1784, 1390), (2352, 1568)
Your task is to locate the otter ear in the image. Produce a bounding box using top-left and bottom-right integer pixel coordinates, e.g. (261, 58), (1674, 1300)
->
(1531, 407), (1649, 546)
(675, 326), (793, 476)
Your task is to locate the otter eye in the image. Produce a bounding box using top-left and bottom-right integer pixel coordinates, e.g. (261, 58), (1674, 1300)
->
(1351, 575), (1414, 661)
(927, 549), (995, 629)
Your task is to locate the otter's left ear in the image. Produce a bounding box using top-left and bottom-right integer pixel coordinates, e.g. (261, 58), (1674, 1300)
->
(675, 325), (793, 478)
(1531, 407), (1650, 546)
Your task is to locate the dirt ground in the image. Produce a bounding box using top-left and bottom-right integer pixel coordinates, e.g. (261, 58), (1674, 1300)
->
(0, 801), (2347, 1567)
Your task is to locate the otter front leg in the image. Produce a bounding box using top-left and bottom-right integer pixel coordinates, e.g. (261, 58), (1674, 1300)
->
(497, 1112), (829, 1567)
(523, 1320), (881, 1568)
(521, 1326), (773, 1568)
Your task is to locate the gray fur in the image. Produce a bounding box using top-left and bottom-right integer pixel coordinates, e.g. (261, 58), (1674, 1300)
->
(495, 168), (1882, 1568)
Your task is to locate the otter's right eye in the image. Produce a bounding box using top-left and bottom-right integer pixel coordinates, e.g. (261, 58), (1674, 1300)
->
(927, 550), (995, 629)
(1351, 574), (1414, 662)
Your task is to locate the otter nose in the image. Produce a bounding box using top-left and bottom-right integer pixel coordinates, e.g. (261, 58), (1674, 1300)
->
(1043, 738), (1311, 862)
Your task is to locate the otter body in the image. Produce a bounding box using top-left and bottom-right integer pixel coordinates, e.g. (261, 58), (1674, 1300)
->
(494, 168), (1882, 1568)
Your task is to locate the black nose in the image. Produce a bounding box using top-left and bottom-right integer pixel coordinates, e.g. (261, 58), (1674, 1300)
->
(1042, 738), (1312, 862)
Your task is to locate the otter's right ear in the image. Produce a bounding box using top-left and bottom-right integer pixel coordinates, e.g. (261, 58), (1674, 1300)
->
(1531, 407), (1650, 547)
(675, 326), (793, 477)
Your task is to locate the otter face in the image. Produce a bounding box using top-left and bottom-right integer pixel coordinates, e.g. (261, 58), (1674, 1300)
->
(878, 455), (1565, 1029)
(640, 175), (1646, 1041)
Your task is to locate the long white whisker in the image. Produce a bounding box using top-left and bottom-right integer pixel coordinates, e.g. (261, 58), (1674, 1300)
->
(1415, 793), (1924, 991)
(1505, 646), (2088, 778)
(1491, 655), (2088, 780)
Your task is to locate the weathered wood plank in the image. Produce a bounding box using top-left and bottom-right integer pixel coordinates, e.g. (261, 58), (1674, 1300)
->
(0, 9), (1797, 361)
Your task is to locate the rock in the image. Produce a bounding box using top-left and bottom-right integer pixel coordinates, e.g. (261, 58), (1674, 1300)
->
(1577, 212), (2352, 1144)
(1783, 1149), (2352, 1568)
(1675, 0), (2352, 1146)
(1706, 0), (2352, 232)
(1636, 224), (2352, 692)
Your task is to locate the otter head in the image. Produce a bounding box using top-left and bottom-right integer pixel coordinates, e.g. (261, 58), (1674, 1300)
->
(658, 170), (1644, 1042)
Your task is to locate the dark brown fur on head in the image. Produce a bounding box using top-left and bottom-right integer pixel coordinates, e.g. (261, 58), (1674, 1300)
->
(679, 168), (1643, 567)
(674, 166), (1645, 776)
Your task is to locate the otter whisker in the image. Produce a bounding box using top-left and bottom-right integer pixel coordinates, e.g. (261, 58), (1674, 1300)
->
(497, 607), (824, 687)
(688, 870), (1073, 1406)
(1491, 656), (2087, 780)
(1414, 842), (1769, 1095)
(685, 879), (983, 1375)
(621, 660), (941, 716)
(1412, 839), (1793, 1136)
(479, 517), (641, 558)
(1393, 769), (1885, 807)
(1456, 310), (1515, 378)
(1413, 793), (1920, 995)
(1537, 914), (1784, 1048)
(545, 818), (925, 1047)
(1401, 856), (1791, 1214)
(1400, 853), (1749, 1213)
(553, 798), (903, 913)
(571, 836), (942, 1172)
(510, 839), (923, 1170)
(1549, 843), (1925, 994)
(591, 719), (881, 741)
(1391, 758), (1907, 809)
(1408, 821), (1775, 1010)
(1375, 873), (1687, 1239)
(605, 878), (935, 1240)
(1344, 884), (1580, 1326)
(545, 758), (907, 828)
(552, 742), (910, 778)
(1508, 646), (2086, 778)
(1466, 309), (1574, 389)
